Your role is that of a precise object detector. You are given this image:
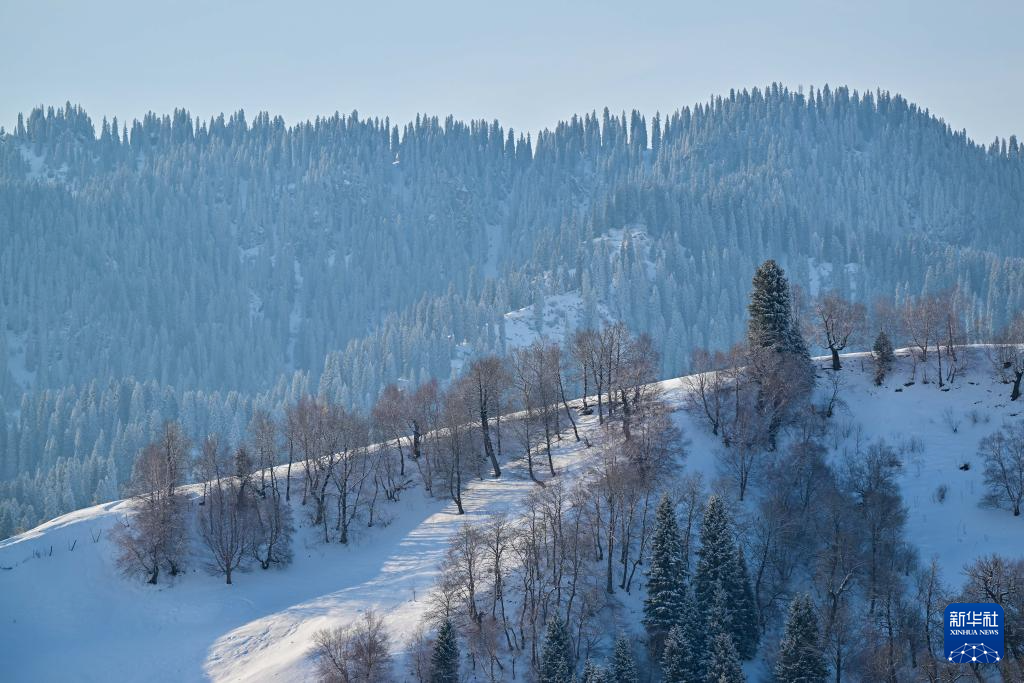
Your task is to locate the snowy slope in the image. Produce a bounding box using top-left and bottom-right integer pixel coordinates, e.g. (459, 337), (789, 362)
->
(502, 292), (612, 349)
(1, 349), (1021, 681)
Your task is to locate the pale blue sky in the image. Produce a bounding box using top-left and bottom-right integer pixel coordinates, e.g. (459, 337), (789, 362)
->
(2, 0), (1021, 143)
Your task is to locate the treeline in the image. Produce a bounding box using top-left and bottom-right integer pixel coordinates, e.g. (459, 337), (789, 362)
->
(112, 320), (662, 588)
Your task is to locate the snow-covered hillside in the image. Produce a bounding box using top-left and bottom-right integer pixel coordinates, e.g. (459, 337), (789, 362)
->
(1, 349), (1021, 681)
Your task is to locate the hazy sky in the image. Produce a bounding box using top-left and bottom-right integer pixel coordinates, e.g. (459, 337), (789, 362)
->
(2, 0), (1021, 144)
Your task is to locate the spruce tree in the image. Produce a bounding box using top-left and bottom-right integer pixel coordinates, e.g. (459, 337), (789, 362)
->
(775, 594), (828, 683)
(747, 259), (802, 355)
(580, 658), (606, 683)
(643, 495), (688, 651)
(430, 619), (460, 683)
(540, 617), (575, 683)
(705, 631), (746, 683)
(745, 260), (813, 438)
(661, 623), (702, 683)
(608, 634), (639, 683)
(694, 496), (734, 610)
(703, 586), (747, 682)
(694, 496), (759, 660)
(872, 330), (895, 385)
(731, 546), (760, 659)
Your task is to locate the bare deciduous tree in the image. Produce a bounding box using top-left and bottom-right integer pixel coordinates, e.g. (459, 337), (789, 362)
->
(251, 481), (294, 569)
(463, 356), (510, 478)
(812, 292), (866, 371)
(113, 440), (189, 584)
(313, 610), (394, 683)
(685, 348), (729, 436)
(979, 421), (1024, 516)
(156, 420), (190, 497)
(992, 313), (1024, 401)
(197, 472), (253, 584)
(373, 384), (410, 478)
(437, 385), (475, 513)
(327, 409), (371, 544)
(249, 409), (278, 497)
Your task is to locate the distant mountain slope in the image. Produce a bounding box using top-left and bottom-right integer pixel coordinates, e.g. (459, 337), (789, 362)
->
(1, 349), (1020, 681)
(1, 87), (1022, 408)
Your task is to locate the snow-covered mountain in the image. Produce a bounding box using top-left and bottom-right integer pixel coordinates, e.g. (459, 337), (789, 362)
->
(1, 349), (1020, 681)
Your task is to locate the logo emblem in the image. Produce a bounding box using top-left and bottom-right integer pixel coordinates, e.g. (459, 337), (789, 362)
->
(944, 603), (1003, 663)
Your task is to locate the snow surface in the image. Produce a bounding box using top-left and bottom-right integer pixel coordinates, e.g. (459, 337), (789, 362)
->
(502, 292), (612, 350)
(1, 349), (1021, 681)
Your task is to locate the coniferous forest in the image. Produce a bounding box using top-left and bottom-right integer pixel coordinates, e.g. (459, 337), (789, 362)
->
(1, 84), (1023, 538)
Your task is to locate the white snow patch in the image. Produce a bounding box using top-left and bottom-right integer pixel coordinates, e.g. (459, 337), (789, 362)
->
(502, 291), (613, 349)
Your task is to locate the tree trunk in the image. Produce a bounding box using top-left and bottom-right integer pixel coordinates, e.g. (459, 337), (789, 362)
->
(285, 442), (293, 502)
(558, 380), (580, 442)
(1011, 370), (1023, 401)
(480, 407), (500, 478)
(831, 346), (842, 371)
(605, 512), (615, 594)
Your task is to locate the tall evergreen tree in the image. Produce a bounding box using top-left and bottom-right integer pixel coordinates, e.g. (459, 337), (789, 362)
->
(775, 594), (828, 683)
(540, 617), (575, 683)
(706, 631), (746, 683)
(747, 259), (800, 353)
(608, 634), (639, 683)
(661, 622), (702, 683)
(430, 619), (460, 683)
(643, 495), (688, 651)
(580, 658), (605, 683)
(872, 330), (895, 385)
(694, 496), (759, 660)
(694, 496), (734, 608)
(731, 546), (760, 659)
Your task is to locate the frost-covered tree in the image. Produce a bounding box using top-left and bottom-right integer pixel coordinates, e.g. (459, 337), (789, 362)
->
(694, 495), (759, 659)
(872, 330), (895, 385)
(113, 441), (188, 584)
(539, 617), (574, 683)
(811, 292), (865, 371)
(747, 260), (806, 359)
(980, 422), (1024, 516)
(775, 593), (828, 683)
(661, 621), (701, 683)
(706, 631), (745, 683)
(580, 658), (606, 683)
(607, 634), (639, 683)
(643, 494), (687, 651)
(430, 619), (460, 683)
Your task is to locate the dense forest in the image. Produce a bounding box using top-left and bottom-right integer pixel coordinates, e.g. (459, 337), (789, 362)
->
(1, 84), (1023, 536)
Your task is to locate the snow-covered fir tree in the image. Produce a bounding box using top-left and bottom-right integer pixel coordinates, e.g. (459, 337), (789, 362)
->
(661, 622), (702, 683)
(872, 330), (896, 385)
(643, 494), (688, 651)
(580, 658), (606, 683)
(775, 593), (828, 683)
(747, 260), (802, 355)
(608, 633), (639, 683)
(539, 617), (575, 683)
(430, 619), (460, 683)
(694, 495), (760, 659)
